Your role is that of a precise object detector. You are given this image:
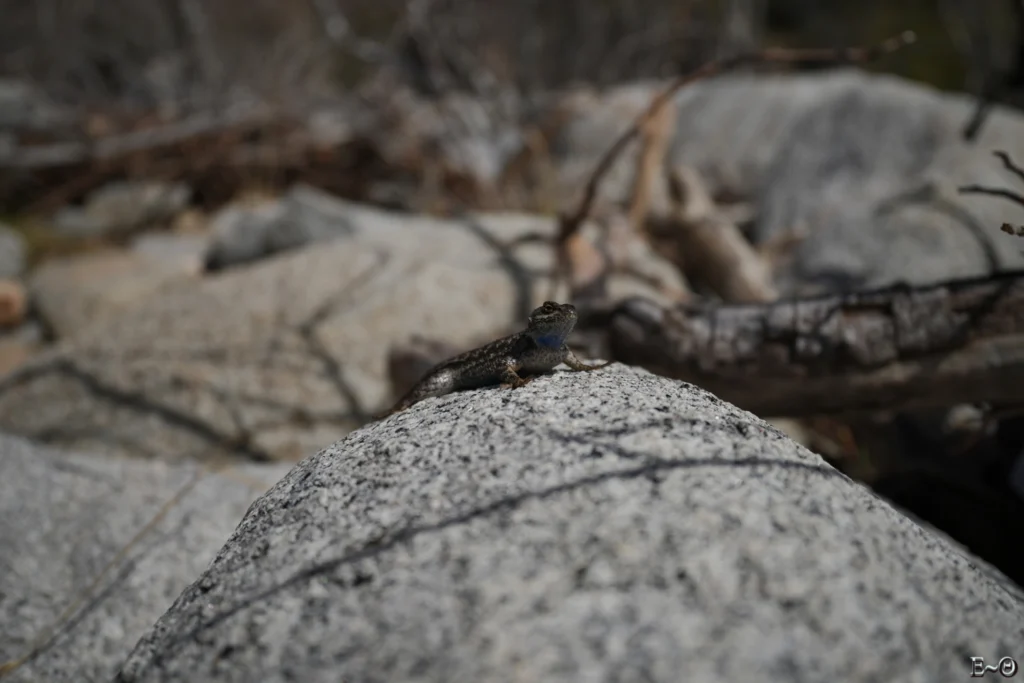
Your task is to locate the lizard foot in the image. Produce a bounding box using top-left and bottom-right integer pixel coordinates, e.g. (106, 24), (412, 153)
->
(501, 376), (536, 389)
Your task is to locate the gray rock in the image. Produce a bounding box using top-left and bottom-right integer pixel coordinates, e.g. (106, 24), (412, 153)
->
(0, 223), (26, 279)
(53, 181), (190, 239)
(207, 183), (570, 272)
(549, 70), (1024, 294)
(28, 248), (200, 339)
(203, 201), (292, 271)
(0, 321), (42, 376)
(669, 72), (857, 198)
(547, 76), (848, 210)
(0, 432), (290, 683)
(115, 365), (1024, 682)
(206, 169), (592, 271)
(751, 71), (1024, 293)
(0, 206), (558, 462)
(130, 231), (210, 273)
(204, 187), (358, 270)
(0, 193), (679, 463)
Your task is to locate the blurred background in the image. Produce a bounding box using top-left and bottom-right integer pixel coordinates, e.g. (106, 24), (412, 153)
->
(1, 0), (1024, 595)
(2, 0), (1023, 219)
(2, 0), (1022, 108)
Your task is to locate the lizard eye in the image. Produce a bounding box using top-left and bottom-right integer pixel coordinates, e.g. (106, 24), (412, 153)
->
(531, 301), (565, 321)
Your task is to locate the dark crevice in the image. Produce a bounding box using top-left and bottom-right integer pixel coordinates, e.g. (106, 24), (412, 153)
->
(25, 359), (275, 462)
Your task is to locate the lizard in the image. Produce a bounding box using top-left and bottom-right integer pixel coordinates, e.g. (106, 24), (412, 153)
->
(376, 301), (611, 419)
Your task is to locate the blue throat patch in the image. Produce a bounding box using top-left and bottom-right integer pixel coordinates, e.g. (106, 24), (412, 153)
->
(534, 333), (564, 349)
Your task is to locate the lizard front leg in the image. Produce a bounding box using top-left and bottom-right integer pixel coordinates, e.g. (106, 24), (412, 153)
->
(499, 359), (534, 389)
(563, 348), (612, 372)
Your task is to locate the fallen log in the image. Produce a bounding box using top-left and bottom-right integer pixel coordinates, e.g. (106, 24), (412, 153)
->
(0, 107), (277, 170)
(607, 270), (1024, 416)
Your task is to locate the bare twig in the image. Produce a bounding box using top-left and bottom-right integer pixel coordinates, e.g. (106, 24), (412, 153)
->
(961, 100), (992, 143)
(959, 151), (1024, 237)
(4, 107), (277, 170)
(957, 150), (1024, 212)
(959, 185), (1024, 210)
(552, 30), (917, 300)
(995, 150), (1024, 185)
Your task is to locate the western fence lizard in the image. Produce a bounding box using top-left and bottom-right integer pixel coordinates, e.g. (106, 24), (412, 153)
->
(377, 301), (611, 418)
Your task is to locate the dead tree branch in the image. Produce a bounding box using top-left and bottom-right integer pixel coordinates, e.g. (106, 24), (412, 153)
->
(958, 185), (1024, 210)
(627, 95), (675, 239)
(995, 149), (1024, 185)
(0, 105), (387, 214)
(551, 30), (917, 301)
(959, 149), (1024, 237)
(656, 165), (777, 303)
(607, 270), (1024, 417)
(3, 107), (276, 170)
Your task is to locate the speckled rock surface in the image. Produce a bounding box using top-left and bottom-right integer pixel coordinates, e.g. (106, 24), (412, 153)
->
(0, 434), (290, 683)
(115, 365), (1024, 683)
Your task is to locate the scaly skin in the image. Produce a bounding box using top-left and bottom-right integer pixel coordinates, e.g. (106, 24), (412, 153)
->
(377, 301), (610, 418)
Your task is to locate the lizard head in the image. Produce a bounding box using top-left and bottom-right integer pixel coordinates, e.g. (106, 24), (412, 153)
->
(526, 301), (577, 348)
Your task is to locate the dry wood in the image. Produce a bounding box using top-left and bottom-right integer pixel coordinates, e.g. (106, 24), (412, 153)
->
(627, 96), (675, 238)
(2, 116), (390, 215)
(1, 108), (299, 214)
(551, 30), (917, 301)
(603, 212), (694, 304)
(757, 224), (811, 270)
(607, 271), (1024, 417)
(0, 279), (27, 328)
(655, 165), (777, 303)
(3, 108), (277, 170)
